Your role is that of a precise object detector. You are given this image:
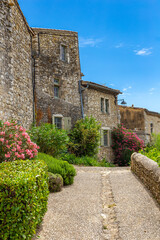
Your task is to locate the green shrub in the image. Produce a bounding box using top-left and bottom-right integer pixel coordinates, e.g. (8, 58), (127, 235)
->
(151, 133), (160, 151)
(68, 116), (101, 157)
(139, 147), (160, 166)
(48, 172), (63, 192)
(28, 123), (69, 157)
(60, 153), (115, 167)
(112, 125), (144, 166)
(0, 160), (49, 240)
(38, 153), (76, 185)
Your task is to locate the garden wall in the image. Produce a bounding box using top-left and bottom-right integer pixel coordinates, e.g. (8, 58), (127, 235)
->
(131, 153), (160, 205)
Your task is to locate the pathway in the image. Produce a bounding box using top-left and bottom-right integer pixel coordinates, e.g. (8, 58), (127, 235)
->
(35, 166), (160, 240)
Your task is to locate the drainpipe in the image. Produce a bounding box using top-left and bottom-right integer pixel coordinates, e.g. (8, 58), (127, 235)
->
(31, 35), (36, 125)
(79, 80), (89, 119)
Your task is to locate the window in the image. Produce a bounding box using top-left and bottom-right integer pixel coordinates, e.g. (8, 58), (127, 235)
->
(101, 98), (104, 112)
(150, 123), (153, 134)
(54, 79), (59, 98)
(54, 117), (62, 129)
(105, 99), (109, 114)
(60, 45), (66, 61)
(103, 130), (108, 146)
(101, 128), (111, 147)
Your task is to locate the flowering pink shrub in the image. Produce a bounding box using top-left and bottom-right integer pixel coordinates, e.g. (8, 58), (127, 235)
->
(0, 121), (39, 162)
(111, 125), (144, 166)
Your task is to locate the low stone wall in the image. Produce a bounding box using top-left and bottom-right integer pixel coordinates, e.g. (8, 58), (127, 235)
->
(131, 153), (160, 205)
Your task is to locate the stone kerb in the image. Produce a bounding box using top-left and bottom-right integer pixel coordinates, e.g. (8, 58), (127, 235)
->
(131, 153), (160, 205)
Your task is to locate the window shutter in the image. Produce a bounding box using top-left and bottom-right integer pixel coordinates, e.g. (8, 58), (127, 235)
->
(100, 129), (104, 146)
(63, 117), (71, 131)
(109, 130), (112, 147)
(60, 45), (63, 60)
(52, 116), (55, 125)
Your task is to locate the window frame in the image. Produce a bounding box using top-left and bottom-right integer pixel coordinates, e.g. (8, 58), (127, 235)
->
(101, 98), (104, 113)
(54, 117), (62, 129)
(60, 44), (67, 62)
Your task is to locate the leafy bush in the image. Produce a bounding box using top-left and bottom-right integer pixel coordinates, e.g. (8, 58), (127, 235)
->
(48, 172), (63, 192)
(0, 160), (49, 240)
(68, 116), (101, 157)
(28, 123), (69, 157)
(0, 121), (39, 163)
(139, 146), (160, 166)
(60, 153), (115, 167)
(151, 133), (160, 151)
(37, 153), (76, 185)
(112, 125), (144, 166)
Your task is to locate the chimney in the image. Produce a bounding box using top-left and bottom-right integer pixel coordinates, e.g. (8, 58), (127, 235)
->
(132, 104), (134, 108)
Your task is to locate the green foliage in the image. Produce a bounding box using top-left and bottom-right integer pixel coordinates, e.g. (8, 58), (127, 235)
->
(68, 116), (101, 157)
(0, 160), (49, 240)
(60, 153), (115, 167)
(139, 146), (160, 166)
(48, 172), (63, 192)
(28, 123), (69, 157)
(112, 125), (144, 166)
(151, 133), (160, 151)
(37, 153), (76, 185)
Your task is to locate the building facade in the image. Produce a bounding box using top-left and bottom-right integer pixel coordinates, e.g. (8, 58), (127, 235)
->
(119, 105), (160, 145)
(0, 0), (121, 160)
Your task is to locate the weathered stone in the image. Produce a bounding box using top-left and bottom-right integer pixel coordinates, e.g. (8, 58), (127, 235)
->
(131, 152), (160, 205)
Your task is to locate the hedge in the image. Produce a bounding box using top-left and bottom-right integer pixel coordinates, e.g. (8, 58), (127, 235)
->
(0, 160), (49, 240)
(38, 153), (76, 185)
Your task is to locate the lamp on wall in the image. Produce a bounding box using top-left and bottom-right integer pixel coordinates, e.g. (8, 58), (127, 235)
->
(117, 99), (127, 105)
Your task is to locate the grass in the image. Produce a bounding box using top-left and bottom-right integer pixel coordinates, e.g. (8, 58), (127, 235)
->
(60, 153), (115, 167)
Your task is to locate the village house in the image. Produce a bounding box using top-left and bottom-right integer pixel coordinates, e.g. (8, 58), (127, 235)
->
(0, 0), (121, 160)
(119, 105), (160, 145)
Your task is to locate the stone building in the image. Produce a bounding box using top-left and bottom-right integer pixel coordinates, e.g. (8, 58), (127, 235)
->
(0, 0), (122, 160)
(81, 81), (121, 160)
(119, 105), (160, 145)
(0, 0), (34, 128)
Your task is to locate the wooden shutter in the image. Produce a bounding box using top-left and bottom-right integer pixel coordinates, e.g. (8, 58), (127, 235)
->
(100, 129), (104, 146)
(63, 117), (71, 131)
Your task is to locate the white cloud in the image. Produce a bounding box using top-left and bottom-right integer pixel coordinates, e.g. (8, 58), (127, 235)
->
(123, 88), (127, 91)
(134, 47), (152, 56)
(110, 83), (115, 86)
(128, 86), (132, 89)
(79, 37), (103, 48)
(149, 88), (155, 92)
(115, 43), (123, 48)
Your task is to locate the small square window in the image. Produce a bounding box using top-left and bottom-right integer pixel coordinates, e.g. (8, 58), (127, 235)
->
(55, 117), (62, 129)
(150, 123), (153, 134)
(60, 45), (66, 61)
(101, 98), (104, 112)
(54, 86), (59, 98)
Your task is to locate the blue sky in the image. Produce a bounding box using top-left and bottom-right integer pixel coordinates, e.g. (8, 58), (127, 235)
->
(18, 0), (160, 112)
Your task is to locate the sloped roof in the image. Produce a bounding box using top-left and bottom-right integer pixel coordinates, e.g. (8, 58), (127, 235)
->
(81, 81), (121, 95)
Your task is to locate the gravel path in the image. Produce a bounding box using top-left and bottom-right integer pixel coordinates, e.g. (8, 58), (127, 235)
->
(34, 166), (160, 240)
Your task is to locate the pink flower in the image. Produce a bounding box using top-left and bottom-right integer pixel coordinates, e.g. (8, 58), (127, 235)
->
(5, 153), (11, 158)
(6, 145), (11, 149)
(0, 132), (5, 136)
(19, 126), (23, 131)
(4, 121), (10, 126)
(17, 141), (22, 145)
(12, 147), (16, 152)
(15, 134), (19, 138)
(0, 138), (4, 143)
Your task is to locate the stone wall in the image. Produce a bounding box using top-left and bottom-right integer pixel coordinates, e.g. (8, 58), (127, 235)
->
(131, 153), (160, 205)
(32, 28), (82, 126)
(83, 88), (119, 161)
(119, 106), (145, 131)
(0, 0), (33, 129)
(144, 111), (160, 137)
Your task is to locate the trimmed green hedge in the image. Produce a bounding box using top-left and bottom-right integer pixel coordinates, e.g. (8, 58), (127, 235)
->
(0, 160), (49, 240)
(38, 153), (76, 185)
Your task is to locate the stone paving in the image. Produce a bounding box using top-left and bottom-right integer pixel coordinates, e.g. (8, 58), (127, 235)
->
(34, 166), (160, 240)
